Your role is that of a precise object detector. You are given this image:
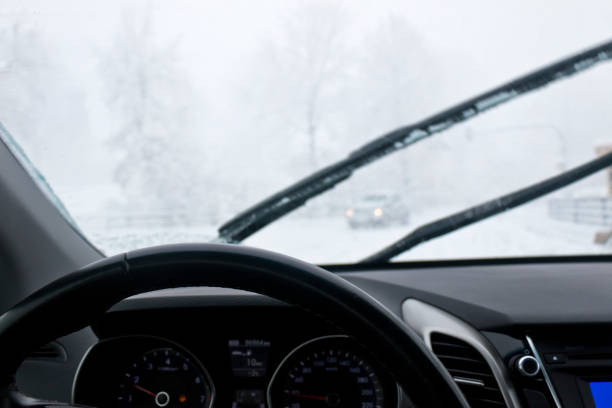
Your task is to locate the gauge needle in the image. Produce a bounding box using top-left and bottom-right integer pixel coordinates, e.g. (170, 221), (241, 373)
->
(294, 394), (327, 401)
(132, 384), (157, 397)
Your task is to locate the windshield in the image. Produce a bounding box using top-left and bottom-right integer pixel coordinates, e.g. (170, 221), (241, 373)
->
(4, 0), (612, 263)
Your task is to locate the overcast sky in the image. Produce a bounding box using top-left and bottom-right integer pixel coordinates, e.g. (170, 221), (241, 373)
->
(3, 0), (612, 185)
(3, 0), (612, 92)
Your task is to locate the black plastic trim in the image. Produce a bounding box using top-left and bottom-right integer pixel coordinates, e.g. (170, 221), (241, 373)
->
(323, 254), (612, 272)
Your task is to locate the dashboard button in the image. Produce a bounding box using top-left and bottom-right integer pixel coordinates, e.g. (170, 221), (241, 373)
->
(516, 355), (541, 377)
(544, 353), (567, 364)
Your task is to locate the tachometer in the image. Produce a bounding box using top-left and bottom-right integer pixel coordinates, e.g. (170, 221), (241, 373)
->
(118, 347), (213, 408)
(268, 336), (396, 408)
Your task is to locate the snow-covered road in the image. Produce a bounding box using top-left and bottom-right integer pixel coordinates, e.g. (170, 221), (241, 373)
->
(82, 201), (610, 264)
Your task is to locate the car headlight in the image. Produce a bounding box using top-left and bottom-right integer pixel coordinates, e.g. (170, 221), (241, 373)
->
(346, 208), (354, 217)
(373, 208), (383, 217)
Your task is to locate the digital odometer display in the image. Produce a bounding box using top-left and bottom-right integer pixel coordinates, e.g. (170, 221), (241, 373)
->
(229, 339), (271, 377)
(268, 336), (392, 408)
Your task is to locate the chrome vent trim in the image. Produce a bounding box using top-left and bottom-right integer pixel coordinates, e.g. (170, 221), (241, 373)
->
(525, 336), (562, 408)
(431, 332), (507, 407)
(454, 377), (486, 387)
(401, 299), (522, 408)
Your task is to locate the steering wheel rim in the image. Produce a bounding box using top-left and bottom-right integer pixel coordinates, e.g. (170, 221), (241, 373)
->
(0, 243), (466, 407)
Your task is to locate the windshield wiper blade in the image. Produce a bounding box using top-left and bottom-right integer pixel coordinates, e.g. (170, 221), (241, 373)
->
(360, 150), (612, 264)
(218, 39), (612, 243)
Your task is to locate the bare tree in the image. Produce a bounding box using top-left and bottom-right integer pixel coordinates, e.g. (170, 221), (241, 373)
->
(351, 16), (440, 193)
(356, 16), (438, 133)
(247, 2), (350, 171)
(0, 21), (49, 146)
(102, 7), (205, 216)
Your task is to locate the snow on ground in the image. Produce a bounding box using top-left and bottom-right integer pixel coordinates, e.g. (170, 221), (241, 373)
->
(245, 201), (608, 263)
(81, 200), (610, 264)
(85, 227), (216, 256)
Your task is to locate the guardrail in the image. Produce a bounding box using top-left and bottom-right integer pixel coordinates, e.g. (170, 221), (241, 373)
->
(548, 197), (612, 226)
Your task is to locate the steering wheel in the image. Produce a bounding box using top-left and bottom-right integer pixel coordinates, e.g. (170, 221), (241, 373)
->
(0, 244), (466, 407)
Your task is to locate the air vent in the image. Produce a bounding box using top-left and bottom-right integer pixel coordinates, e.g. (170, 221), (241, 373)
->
(27, 341), (67, 362)
(431, 333), (506, 408)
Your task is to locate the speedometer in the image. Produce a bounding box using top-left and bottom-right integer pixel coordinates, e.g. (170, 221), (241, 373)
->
(119, 347), (213, 408)
(268, 336), (396, 408)
(73, 336), (216, 408)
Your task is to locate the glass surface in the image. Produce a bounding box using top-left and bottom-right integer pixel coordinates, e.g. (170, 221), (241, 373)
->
(3, 1), (612, 262)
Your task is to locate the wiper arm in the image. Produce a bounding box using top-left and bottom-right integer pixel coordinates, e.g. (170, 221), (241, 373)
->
(218, 39), (612, 243)
(360, 150), (612, 264)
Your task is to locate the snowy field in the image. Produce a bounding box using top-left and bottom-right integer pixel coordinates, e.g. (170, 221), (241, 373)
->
(80, 201), (611, 264)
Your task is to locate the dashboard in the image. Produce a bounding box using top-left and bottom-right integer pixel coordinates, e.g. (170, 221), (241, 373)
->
(71, 297), (400, 408)
(15, 258), (612, 408)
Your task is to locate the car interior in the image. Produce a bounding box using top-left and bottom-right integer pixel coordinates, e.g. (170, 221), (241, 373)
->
(2, 3), (612, 408)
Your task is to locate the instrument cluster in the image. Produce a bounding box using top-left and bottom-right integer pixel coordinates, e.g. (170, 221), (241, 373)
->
(73, 335), (397, 408)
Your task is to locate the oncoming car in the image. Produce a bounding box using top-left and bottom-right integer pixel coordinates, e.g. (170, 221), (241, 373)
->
(345, 192), (410, 228)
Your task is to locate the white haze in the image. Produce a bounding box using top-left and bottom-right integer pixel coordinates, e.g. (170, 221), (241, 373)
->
(2, 0), (612, 262)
